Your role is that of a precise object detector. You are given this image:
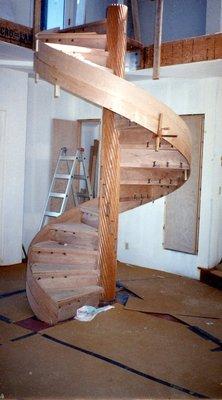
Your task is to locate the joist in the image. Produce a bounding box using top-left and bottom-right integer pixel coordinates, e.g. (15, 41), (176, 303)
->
(26, 4), (192, 323)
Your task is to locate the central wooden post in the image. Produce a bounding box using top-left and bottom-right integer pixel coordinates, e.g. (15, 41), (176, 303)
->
(98, 4), (127, 303)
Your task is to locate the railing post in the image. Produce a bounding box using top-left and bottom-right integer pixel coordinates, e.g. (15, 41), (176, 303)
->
(98, 4), (128, 303)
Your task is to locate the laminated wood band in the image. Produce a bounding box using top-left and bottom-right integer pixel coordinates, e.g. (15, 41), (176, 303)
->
(99, 5), (128, 302)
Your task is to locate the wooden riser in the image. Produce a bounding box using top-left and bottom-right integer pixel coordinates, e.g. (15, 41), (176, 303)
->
(38, 275), (99, 291)
(120, 167), (184, 184)
(31, 264), (99, 278)
(29, 252), (98, 268)
(48, 229), (98, 248)
(120, 148), (189, 170)
(57, 289), (102, 323)
(81, 213), (99, 228)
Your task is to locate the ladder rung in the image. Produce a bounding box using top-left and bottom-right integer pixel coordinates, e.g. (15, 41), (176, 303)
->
(74, 174), (86, 180)
(50, 192), (66, 198)
(45, 211), (61, 217)
(60, 156), (76, 161)
(55, 174), (71, 179)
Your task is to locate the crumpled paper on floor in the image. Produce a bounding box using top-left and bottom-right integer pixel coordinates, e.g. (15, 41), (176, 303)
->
(75, 305), (114, 322)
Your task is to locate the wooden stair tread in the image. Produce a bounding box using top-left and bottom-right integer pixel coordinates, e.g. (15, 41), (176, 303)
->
(49, 222), (97, 234)
(31, 263), (99, 276)
(49, 285), (103, 304)
(32, 241), (98, 255)
(120, 180), (178, 186)
(80, 198), (99, 215)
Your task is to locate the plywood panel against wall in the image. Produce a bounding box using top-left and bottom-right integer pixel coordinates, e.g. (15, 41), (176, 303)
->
(51, 119), (81, 211)
(164, 115), (204, 254)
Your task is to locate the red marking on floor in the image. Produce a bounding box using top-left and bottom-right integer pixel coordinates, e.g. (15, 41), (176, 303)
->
(15, 316), (50, 332)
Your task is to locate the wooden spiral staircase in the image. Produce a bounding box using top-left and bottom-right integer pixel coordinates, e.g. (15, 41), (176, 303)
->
(26, 5), (191, 325)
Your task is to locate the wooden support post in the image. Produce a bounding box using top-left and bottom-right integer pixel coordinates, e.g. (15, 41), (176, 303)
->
(98, 4), (127, 303)
(152, 0), (164, 80)
(131, 0), (141, 42)
(33, 0), (42, 50)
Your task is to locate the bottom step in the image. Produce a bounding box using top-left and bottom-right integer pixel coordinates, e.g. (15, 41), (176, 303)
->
(54, 285), (103, 323)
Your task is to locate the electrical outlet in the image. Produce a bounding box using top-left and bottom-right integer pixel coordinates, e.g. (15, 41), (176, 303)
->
(125, 242), (129, 250)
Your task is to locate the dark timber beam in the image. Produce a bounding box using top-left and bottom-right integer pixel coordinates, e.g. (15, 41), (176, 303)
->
(0, 18), (33, 49)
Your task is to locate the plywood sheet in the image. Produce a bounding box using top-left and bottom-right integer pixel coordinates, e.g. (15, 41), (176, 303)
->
(0, 293), (33, 321)
(164, 115), (204, 254)
(0, 320), (30, 343)
(0, 334), (189, 399)
(117, 261), (175, 282)
(44, 306), (221, 398)
(124, 277), (222, 318)
(175, 316), (222, 341)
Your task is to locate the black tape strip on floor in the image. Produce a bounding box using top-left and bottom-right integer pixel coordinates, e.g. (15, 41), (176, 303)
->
(0, 314), (12, 324)
(211, 346), (222, 352)
(11, 332), (37, 342)
(0, 289), (26, 299)
(42, 333), (209, 399)
(188, 326), (222, 347)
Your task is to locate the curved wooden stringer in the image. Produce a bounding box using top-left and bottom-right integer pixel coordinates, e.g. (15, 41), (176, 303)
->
(27, 5), (191, 324)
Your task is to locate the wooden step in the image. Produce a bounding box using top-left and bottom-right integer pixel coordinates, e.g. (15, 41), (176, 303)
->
(81, 212), (99, 229)
(120, 148), (189, 170)
(37, 274), (99, 291)
(80, 199), (99, 228)
(39, 32), (107, 49)
(119, 128), (173, 150)
(31, 263), (99, 278)
(47, 43), (108, 65)
(120, 167), (184, 186)
(80, 198), (99, 215)
(29, 241), (98, 268)
(51, 285), (103, 322)
(48, 222), (98, 247)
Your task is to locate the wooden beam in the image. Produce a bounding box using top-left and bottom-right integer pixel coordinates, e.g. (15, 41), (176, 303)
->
(152, 0), (164, 80)
(131, 0), (141, 42)
(33, 0), (42, 49)
(142, 32), (222, 69)
(98, 5), (128, 303)
(0, 18), (33, 49)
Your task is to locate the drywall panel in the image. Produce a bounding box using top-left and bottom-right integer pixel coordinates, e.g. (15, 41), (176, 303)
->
(118, 77), (222, 279)
(164, 115), (204, 254)
(0, 68), (28, 265)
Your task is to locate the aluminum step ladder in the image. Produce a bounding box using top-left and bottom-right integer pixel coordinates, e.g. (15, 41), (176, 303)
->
(40, 147), (93, 228)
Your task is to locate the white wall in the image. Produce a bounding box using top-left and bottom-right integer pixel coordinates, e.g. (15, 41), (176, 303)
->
(23, 77), (101, 251)
(0, 0), (34, 27)
(118, 77), (222, 279)
(0, 68), (28, 265)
